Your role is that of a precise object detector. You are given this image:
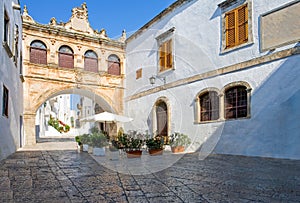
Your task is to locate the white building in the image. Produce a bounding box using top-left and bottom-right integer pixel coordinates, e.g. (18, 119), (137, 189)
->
(0, 0), (23, 160)
(125, 0), (300, 159)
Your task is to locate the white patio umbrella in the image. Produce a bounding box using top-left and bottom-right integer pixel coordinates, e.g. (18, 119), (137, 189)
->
(80, 112), (133, 123)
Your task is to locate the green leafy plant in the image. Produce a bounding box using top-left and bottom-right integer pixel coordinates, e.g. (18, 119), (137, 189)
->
(90, 132), (108, 148)
(169, 132), (191, 147)
(80, 134), (91, 145)
(118, 133), (144, 152)
(75, 136), (82, 145)
(146, 136), (164, 150)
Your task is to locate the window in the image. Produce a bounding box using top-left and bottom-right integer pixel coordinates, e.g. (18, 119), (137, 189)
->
(13, 24), (19, 65)
(84, 50), (98, 72)
(59, 46), (74, 68)
(2, 85), (9, 117)
(30, 40), (47, 65)
(200, 91), (220, 121)
(4, 10), (9, 43)
(159, 39), (173, 72)
(136, 68), (142, 79)
(225, 86), (247, 119)
(225, 4), (248, 48)
(219, 0), (253, 53)
(107, 54), (120, 75)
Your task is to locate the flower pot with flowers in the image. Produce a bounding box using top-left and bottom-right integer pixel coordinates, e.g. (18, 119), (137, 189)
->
(169, 132), (191, 153)
(119, 132), (144, 158)
(145, 136), (164, 156)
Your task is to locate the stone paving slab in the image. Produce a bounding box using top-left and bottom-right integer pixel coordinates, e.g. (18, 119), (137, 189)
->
(0, 150), (299, 202)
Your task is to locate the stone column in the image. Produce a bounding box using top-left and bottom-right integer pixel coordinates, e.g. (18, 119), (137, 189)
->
(23, 113), (36, 146)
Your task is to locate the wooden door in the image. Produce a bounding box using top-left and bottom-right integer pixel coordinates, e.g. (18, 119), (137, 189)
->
(156, 101), (168, 144)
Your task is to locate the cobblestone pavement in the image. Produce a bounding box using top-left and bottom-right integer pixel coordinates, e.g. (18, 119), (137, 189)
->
(0, 150), (299, 203)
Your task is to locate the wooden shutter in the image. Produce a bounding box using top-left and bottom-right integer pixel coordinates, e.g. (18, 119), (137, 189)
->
(59, 53), (74, 69)
(225, 11), (236, 48)
(84, 57), (98, 72)
(30, 47), (47, 65)
(237, 5), (248, 44)
(159, 39), (172, 72)
(166, 39), (173, 69)
(108, 62), (120, 75)
(225, 4), (248, 48)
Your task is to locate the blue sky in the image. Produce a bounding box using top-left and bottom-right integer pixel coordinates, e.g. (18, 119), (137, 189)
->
(20, 0), (176, 39)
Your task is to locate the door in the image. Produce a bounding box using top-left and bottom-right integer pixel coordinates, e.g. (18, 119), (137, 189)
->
(156, 101), (168, 144)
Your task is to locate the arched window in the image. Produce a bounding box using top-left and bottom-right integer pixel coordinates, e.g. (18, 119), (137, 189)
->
(30, 40), (47, 65)
(199, 91), (219, 121)
(84, 50), (98, 72)
(225, 86), (248, 119)
(107, 54), (120, 75)
(59, 45), (74, 69)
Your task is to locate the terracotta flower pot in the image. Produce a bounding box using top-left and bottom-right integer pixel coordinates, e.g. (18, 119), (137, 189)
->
(148, 148), (163, 156)
(126, 150), (142, 158)
(171, 146), (185, 153)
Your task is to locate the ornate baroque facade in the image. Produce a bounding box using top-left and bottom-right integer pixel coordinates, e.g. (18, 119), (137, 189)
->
(22, 3), (126, 145)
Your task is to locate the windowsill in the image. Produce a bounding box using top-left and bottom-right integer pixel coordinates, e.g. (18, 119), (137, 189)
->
(2, 41), (13, 58)
(221, 41), (254, 54)
(194, 116), (251, 124)
(157, 67), (174, 76)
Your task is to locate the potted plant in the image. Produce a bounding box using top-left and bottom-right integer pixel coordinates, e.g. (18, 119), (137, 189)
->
(145, 136), (164, 156)
(79, 134), (90, 152)
(119, 133), (144, 158)
(169, 132), (191, 153)
(90, 132), (108, 156)
(75, 135), (83, 151)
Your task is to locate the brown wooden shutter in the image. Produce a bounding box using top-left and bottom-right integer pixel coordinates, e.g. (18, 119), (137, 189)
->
(159, 43), (166, 71)
(59, 53), (74, 69)
(108, 62), (120, 75)
(226, 11), (236, 48)
(84, 57), (98, 72)
(237, 5), (248, 44)
(166, 39), (172, 69)
(30, 47), (47, 65)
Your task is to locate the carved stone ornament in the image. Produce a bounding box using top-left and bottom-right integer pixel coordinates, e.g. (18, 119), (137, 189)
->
(22, 5), (35, 23)
(64, 3), (94, 34)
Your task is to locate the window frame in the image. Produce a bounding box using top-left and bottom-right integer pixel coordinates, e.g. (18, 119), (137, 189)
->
(58, 45), (74, 69)
(156, 27), (175, 75)
(84, 50), (98, 73)
(30, 40), (47, 65)
(199, 91), (220, 122)
(2, 85), (9, 118)
(219, 0), (253, 53)
(107, 54), (121, 76)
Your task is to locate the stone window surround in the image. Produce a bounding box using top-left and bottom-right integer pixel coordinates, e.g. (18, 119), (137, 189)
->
(219, 0), (254, 54)
(194, 81), (252, 124)
(155, 27), (176, 75)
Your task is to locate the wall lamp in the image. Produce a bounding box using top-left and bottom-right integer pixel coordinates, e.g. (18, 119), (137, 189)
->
(149, 75), (166, 85)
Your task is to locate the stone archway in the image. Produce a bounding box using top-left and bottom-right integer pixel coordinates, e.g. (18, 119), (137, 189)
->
(23, 68), (124, 145)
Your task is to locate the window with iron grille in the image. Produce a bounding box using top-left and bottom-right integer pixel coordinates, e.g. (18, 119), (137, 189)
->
(107, 54), (120, 75)
(30, 40), (47, 65)
(84, 50), (98, 72)
(199, 91), (220, 121)
(159, 39), (173, 72)
(59, 45), (74, 69)
(2, 85), (9, 117)
(225, 86), (247, 119)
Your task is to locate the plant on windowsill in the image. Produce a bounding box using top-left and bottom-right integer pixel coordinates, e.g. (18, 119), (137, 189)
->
(145, 136), (164, 156)
(169, 132), (191, 153)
